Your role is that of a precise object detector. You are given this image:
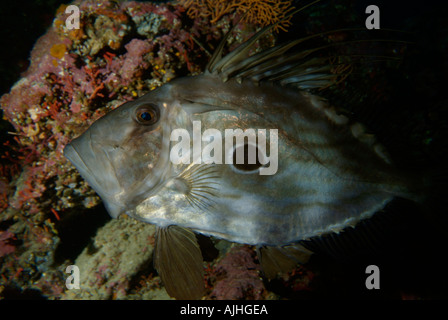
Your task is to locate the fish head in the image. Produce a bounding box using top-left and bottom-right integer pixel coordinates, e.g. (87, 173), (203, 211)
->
(64, 84), (184, 218)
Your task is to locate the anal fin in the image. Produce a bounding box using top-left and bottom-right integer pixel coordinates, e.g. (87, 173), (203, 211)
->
(154, 226), (205, 300)
(257, 244), (313, 280)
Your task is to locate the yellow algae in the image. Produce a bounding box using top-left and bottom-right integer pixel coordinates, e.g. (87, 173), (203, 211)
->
(50, 43), (67, 59)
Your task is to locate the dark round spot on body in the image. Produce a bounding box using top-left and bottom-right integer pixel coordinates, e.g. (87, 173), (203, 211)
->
(232, 143), (264, 172)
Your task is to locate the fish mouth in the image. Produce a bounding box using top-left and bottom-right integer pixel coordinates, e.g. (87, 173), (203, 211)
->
(64, 139), (126, 218)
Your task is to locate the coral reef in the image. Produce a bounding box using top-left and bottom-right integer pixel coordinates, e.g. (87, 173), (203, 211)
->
(0, 0), (281, 299)
(0, 230), (16, 258)
(208, 245), (267, 300)
(61, 216), (165, 300)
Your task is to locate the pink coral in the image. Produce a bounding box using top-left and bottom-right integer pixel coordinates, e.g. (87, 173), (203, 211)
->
(106, 39), (154, 87)
(209, 246), (266, 300)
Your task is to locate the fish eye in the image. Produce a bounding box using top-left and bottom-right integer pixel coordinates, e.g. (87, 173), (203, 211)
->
(134, 104), (160, 126)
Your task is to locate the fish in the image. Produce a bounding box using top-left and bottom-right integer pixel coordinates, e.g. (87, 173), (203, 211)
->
(63, 8), (423, 299)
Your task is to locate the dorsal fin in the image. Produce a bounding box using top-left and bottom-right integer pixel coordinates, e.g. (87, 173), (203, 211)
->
(206, 0), (321, 74)
(211, 33), (405, 90)
(205, 0), (408, 91)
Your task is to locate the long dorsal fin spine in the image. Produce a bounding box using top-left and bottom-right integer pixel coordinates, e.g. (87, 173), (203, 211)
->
(218, 27), (366, 80)
(205, 0), (260, 73)
(207, 0), (322, 74)
(225, 37), (407, 86)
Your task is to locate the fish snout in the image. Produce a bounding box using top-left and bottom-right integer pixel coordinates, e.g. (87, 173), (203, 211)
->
(64, 136), (127, 218)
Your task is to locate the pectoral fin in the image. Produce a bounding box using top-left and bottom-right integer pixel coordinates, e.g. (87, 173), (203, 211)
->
(257, 244), (313, 280)
(154, 226), (205, 300)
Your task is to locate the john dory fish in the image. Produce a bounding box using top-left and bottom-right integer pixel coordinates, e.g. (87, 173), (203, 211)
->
(64, 5), (422, 299)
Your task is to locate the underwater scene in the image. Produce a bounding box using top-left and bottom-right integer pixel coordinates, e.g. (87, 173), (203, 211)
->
(0, 0), (447, 302)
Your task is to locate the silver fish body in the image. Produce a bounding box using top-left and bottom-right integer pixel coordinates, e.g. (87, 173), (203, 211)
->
(64, 23), (420, 299)
(65, 73), (414, 246)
